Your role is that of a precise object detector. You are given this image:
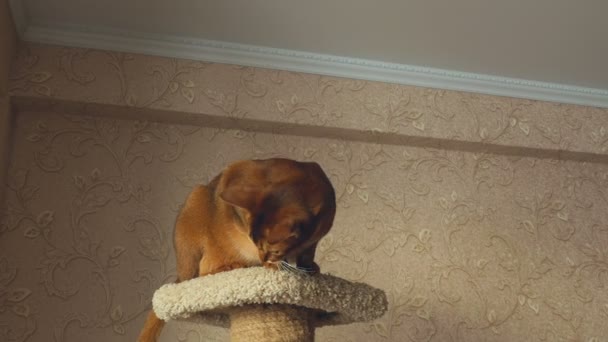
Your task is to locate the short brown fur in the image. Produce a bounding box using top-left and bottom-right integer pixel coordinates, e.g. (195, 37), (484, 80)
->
(137, 158), (336, 341)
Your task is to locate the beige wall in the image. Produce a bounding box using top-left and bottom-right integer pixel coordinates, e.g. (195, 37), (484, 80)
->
(2, 43), (608, 341)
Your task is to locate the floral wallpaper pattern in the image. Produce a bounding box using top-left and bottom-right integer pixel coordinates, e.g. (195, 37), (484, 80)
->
(2, 43), (608, 341)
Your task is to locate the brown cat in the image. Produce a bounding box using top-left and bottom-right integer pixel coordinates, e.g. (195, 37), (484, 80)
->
(137, 158), (336, 342)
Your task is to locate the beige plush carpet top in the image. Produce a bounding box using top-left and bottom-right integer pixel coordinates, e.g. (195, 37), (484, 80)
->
(153, 267), (388, 328)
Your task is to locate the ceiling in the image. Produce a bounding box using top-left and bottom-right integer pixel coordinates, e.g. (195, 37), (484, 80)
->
(10, 0), (608, 107)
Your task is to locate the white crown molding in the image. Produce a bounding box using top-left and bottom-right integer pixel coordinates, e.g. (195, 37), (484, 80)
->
(16, 23), (608, 109)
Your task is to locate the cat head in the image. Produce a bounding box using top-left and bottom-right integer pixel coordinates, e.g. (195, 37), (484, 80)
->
(250, 195), (317, 263)
(219, 158), (336, 266)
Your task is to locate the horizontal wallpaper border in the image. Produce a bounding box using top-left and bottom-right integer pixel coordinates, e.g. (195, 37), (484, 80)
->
(15, 23), (608, 110)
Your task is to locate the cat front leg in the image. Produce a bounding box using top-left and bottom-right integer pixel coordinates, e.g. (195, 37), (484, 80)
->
(199, 257), (250, 276)
(213, 262), (250, 274)
(297, 244), (320, 274)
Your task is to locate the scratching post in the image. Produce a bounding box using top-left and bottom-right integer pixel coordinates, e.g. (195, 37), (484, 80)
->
(230, 305), (313, 342)
(153, 267), (387, 342)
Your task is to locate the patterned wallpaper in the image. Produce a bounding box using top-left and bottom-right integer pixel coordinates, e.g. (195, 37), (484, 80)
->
(3, 43), (608, 341)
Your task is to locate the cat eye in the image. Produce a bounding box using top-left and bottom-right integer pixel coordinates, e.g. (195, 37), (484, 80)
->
(290, 224), (303, 238)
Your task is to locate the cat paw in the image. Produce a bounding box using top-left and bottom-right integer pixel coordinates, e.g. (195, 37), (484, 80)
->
(225, 263), (247, 271)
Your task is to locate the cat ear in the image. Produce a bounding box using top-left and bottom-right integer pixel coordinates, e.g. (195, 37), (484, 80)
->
(219, 185), (262, 213)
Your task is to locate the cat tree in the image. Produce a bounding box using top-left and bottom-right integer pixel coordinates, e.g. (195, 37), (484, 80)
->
(153, 267), (387, 342)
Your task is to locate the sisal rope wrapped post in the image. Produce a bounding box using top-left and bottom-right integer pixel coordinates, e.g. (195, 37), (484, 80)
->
(153, 267), (387, 342)
(229, 305), (313, 342)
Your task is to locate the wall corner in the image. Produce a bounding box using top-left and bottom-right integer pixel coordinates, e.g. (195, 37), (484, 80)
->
(1, 0), (18, 206)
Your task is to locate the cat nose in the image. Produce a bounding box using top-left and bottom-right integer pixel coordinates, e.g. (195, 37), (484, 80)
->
(267, 253), (282, 262)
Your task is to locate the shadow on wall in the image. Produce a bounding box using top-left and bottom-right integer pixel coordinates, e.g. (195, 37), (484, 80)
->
(14, 96), (608, 165)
